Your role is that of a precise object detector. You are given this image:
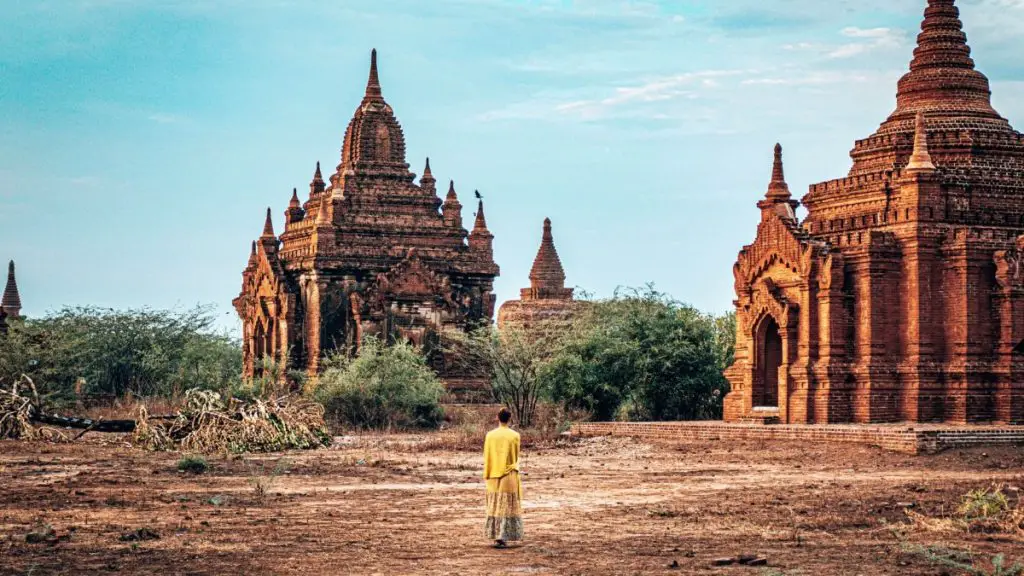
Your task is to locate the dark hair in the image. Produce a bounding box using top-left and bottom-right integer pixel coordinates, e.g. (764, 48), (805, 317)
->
(498, 408), (512, 424)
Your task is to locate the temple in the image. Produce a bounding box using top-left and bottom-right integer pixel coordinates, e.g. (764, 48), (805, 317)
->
(498, 218), (578, 333)
(233, 50), (500, 393)
(724, 0), (1024, 424)
(0, 261), (20, 334)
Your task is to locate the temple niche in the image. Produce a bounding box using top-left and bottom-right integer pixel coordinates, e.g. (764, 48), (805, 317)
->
(498, 218), (579, 334)
(233, 50), (500, 396)
(724, 0), (1024, 425)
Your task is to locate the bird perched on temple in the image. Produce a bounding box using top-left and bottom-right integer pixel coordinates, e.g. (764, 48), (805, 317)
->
(475, 190), (483, 199)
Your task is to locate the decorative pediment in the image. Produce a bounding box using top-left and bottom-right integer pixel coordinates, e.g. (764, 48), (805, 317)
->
(743, 277), (799, 332)
(377, 249), (445, 300)
(736, 214), (827, 288)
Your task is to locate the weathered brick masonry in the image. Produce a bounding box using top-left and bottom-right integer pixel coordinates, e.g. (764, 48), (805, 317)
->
(233, 51), (499, 395)
(725, 0), (1024, 425)
(573, 421), (1024, 455)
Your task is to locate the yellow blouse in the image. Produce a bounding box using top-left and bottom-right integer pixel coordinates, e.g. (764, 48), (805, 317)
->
(483, 424), (521, 480)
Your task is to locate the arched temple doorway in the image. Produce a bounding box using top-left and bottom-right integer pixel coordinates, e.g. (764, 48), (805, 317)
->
(755, 316), (782, 408)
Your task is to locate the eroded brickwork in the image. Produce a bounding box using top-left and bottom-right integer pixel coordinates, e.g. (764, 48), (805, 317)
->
(233, 51), (499, 392)
(724, 0), (1024, 425)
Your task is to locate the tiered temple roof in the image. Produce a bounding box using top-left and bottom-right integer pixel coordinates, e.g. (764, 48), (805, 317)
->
(233, 50), (499, 390)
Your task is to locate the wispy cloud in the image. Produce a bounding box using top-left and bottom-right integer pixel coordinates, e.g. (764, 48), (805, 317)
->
(148, 113), (186, 124)
(827, 26), (906, 58)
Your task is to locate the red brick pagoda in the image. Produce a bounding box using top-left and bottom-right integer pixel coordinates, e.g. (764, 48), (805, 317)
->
(724, 0), (1024, 424)
(498, 218), (578, 333)
(233, 50), (499, 391)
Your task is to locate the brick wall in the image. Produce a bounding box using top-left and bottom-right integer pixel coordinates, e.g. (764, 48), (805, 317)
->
(572, 421), (1024, 455)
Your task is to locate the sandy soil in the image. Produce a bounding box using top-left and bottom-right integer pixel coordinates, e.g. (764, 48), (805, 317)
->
(1, 433), (1022, 575)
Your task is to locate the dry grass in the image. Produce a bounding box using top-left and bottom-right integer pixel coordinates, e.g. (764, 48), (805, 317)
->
(905, 485), (1024, 538)
(131, 389), (332, 454)
(0, 377), (67, 442)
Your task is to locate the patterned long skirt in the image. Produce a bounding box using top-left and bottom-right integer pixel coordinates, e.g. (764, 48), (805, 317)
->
(485, 471), (523, 542)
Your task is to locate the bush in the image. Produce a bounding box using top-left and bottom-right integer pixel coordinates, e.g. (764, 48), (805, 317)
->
(313, 337), (445, 430)
(0, 306), (241, 406)
(177, 455), (209, 474)
(544, 285), (731, 422)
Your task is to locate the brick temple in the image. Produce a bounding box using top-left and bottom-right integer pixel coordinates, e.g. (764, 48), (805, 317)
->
(498, 218), (578, 333)
(233, 50), (499, 391)
(0, 260), (21, 334)
(724, 0), (1024, 425)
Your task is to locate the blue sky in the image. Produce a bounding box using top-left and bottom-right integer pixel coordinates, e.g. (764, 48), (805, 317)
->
(4, 0), (1024, 333)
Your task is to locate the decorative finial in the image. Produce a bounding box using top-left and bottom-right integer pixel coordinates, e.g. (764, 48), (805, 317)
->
(310, 161), (325, 195)
(447, 180), (458, 200)
(473, 199), (488, 231)
(422, 158), (434, 182)
(906, 111), (936, 172)
(366, 48), (382, 98)
(765, 143), (790, 199)
(261, 207), (275, 237)
(289, 187), (300, 208)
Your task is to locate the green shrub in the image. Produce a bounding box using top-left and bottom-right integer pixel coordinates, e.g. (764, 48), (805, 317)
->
(0, 306), (241, 405)
(313, 337), (445, 430)
(177, 455), (209, 474)
(544, 285), (731, 422)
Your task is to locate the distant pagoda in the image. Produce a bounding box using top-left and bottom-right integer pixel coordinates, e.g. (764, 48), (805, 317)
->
(498, 218), (579, 334)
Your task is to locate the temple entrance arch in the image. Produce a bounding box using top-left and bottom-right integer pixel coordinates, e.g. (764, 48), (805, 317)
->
(754, 315), (782, 408)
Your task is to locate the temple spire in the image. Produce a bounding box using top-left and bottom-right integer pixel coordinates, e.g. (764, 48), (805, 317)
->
(289, 187), (300, 208)
(906, 111), (936, 172)
(765, 143), (791, 200)
(2, 260), (21, 318)
(442, 180), (463, 229)
(893, 0), (996, 118)
(529, 218), (568, 294)
(421, 158), (435, 189)
(365, 48), (382, 99)
(262, 207), (275, 238)
(310, 161), (325, 196)
(473, 197), (488, 232)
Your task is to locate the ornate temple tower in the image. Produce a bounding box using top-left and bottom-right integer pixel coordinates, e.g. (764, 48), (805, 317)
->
(233, 50), (500, 395)
(725, 0), (1024, 425)
(498, 218), (579, 333)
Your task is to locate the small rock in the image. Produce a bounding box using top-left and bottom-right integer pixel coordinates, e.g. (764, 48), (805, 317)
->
(747, 557), (768, 566)
(668, 560), (680, 569)
(712, 558), (736, 566)
(737, 554), (758, 564)
(896, 502), (916, 508)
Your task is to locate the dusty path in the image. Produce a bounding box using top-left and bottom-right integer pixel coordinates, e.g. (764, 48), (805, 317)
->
(1, 435), (1022, 575)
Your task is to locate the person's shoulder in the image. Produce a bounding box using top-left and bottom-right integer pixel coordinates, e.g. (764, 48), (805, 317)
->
(509, 428), (521, 440)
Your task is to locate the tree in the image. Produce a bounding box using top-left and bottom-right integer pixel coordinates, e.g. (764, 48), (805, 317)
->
(444, 326), (563, 428)
(545, 285), (730, 422)
(0, 306), (242, 405)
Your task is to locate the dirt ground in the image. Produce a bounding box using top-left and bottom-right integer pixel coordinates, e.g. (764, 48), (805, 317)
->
(1, 433), (1022, 576)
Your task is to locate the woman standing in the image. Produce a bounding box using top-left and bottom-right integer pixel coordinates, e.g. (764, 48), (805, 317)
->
(483, 407), (523, 548)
